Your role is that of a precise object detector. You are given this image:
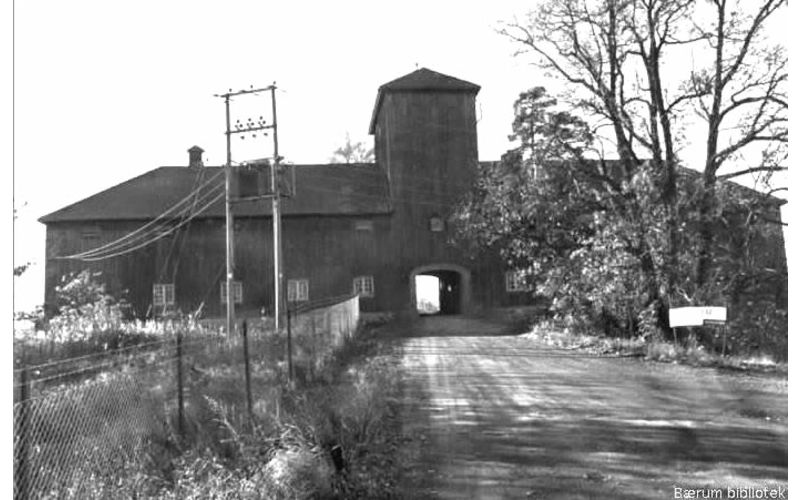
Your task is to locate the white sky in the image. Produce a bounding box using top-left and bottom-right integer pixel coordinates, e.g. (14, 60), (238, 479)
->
(11, 0), (542, 312)
(10, 0), (790, 314)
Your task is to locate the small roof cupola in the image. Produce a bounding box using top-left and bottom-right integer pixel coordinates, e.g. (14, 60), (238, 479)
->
(188, 146), (204, 168)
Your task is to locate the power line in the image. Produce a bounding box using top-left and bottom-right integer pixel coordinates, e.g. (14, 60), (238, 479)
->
(73, 189), (225, 262)
(59, 170), (225, 260)
(160, 167), (208, 284)
(59, 183), (224, 261)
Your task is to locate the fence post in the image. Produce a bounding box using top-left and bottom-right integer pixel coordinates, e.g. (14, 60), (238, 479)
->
(311, 313), (317, 377)
(721, 324), (728, 357)
(242, 320), (253, 420)
(286, 304), (294, 385)
(176, 331), (184, 439)
(15, 366), (30, 500)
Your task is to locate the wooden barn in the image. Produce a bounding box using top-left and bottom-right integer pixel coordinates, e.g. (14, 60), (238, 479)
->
(40, 68), (533, 319)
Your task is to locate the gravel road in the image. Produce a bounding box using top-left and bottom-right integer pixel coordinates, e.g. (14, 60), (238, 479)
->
(392, 316), (787, 499)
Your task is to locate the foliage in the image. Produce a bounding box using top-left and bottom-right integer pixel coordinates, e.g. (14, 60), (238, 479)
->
(14, 263), (32, 277)
(47, 270), (130, 341)
(20, 318), (404, 499)
(330, 132), (375, 164)
(13, 202), (33, 277)
(454, 0), (787, 354)
(455, 85), (786, 357)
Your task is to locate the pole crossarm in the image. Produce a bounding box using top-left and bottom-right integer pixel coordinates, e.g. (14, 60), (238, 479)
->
(216, 82), (282, 336)
(214, 85), (276, 99)
(227, 124), (276, 136)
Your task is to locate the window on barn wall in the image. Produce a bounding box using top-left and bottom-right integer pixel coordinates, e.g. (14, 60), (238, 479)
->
(81, 227), (101, 252)
(353, 276), (375, 298)
(153, 284), (175, 306)
(354, 220), (374, 231)
(429, 215), (445, 232)
(220, 281), (243, 304)
(288, 279), (309, 302)
(505, 269), (533, 293)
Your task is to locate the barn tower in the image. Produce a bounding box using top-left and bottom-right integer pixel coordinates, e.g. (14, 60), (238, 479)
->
(369, 68), (481, 313)
(369, 67), (480, 204)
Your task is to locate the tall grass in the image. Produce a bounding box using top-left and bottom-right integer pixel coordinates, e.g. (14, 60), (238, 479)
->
(16, 314), (402, 499)
(524, 319), (786, 372)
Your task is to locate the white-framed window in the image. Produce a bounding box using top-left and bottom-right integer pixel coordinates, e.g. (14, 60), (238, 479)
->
(220, 281), (243, 304)
(505, 269), (533, 292)
(153, 283), (176, 306)
(288, 279), (309, 302)
(353, 275), (375, 298)
(429, 216), (445, 232)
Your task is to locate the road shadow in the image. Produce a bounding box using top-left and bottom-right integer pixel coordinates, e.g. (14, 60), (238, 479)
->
(393, 334), (787, 499)
(384, 315), (521, 338)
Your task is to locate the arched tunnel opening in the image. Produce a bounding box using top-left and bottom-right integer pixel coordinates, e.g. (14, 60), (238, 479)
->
(414, 270), (462, 315)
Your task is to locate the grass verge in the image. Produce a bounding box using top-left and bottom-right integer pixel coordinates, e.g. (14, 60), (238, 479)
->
(43, 319), (405, 499)
(523, 320), (786, 375)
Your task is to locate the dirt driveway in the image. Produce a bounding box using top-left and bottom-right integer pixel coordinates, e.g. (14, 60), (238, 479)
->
(389, 316), (787, 499)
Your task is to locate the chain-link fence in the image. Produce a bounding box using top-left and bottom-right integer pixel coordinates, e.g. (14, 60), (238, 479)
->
(13, 294), (360, 499)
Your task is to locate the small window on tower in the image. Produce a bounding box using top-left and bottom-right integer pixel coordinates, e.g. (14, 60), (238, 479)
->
(429, 216), (445, 232)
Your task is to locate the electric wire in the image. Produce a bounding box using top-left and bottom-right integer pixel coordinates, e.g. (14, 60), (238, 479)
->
(71, 182), (224, 260)
(75, 189), (225, 261)
(59, 170), (224, 259)
(159, 167), (207, 284)
(67, 184), (223, 262)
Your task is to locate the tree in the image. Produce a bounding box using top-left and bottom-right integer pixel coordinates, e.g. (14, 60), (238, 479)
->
(330, 133), (375, 164)
(456, 88), (672, 336)
(495, 0), (786, 334)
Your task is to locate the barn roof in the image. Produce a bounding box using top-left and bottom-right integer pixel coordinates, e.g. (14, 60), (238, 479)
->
(369, 67), (480, 134)
(39, 163), (392, 223)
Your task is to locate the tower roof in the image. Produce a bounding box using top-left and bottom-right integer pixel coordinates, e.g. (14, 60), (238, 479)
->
(369, 68), (480, 133)
(380, 67), (480, 92)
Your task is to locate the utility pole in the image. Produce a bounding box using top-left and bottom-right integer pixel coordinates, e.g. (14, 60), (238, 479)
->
(224, 94), (234, 338)
(270, 85), (283, 332)
(216, 84), (287, 336)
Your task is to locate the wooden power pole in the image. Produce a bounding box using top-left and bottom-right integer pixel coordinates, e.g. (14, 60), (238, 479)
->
(216, 84), (285, 337)
(270, 85), (283, 332)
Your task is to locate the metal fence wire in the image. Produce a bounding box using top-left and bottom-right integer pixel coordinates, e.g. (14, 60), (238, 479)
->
(13, 294), (360, 500)
(13, 349), (179, 499)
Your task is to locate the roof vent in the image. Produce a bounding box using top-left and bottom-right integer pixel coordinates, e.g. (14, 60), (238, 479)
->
(188, 146), (204, 168)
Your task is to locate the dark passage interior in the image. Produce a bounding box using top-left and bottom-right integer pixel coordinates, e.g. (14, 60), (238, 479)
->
(415, 271), (462, 315)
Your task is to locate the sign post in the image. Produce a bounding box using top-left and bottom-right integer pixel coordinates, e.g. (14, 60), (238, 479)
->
(668, 306), (728, 355)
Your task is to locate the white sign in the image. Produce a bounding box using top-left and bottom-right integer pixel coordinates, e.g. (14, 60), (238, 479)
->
(669, 307), (727, 327)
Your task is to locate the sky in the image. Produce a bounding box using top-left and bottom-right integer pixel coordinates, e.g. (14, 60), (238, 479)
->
(11, 0), (790, 314)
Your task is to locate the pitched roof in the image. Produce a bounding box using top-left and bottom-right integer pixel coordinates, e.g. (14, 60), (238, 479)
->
(369, 68), (480, 134)
(379, 67), (481, 92)
(39, 164), (392, 223)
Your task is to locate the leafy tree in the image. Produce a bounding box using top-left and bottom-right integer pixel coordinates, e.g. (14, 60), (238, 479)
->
(456, 88), (671, 336)
(457, 80), (786, 355)
(330, 133), (375, 164)
(489, 0), (787, 337)
(48, 270), (130, 341)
